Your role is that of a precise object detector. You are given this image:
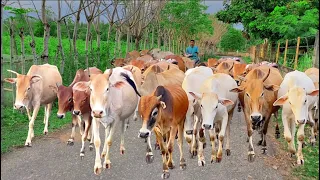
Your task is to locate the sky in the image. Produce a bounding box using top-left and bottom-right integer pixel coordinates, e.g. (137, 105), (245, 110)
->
(3, 0), (243, 30)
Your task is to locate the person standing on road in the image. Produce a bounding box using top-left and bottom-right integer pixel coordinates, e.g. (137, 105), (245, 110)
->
(185, 40), (200, 65)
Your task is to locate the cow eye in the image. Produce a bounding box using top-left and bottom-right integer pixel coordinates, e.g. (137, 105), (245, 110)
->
(246, 93), (250, 97)
(261, 92), (264, 97)
(106, 88), (109, 92)
(304, 99), (307, 104)
(27, 87), (31, 91)
(68, 98), (73, 102)
(216, 105), (218, 109)
(200, 104), (203, 108)
(152, 111), (158, 116)
(89, 88), (92, 91)
(192, 112), (195, 115)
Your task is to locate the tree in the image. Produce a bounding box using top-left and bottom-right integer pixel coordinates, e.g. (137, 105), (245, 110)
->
(219, 27), (246, 52)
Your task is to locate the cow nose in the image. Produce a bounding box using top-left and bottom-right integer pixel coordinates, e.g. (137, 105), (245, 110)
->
(235, 80), (240, 86)
(92, 110), (103, 118)
(186, 130), (193, 135)
(139, 132), (149, 138)
(14, 104), (23, 110)
(73, 110), (80, 115)
(57, 114), (65, 119)
(297, 119), (306, 124)
(203, 124), (212, 129)
(251, 115), (261, 122)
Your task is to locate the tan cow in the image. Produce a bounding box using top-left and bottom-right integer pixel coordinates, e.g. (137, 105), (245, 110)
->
(207, 58), (218, 68)
(129, 59), (147, 73)
(182, 57), (195, 70)
(140, 49), (150, 56)
(212, 60), (240, 75)
(126, 50), (140, 61)
(137, 54), (154, 62)
(305, 67), (319, 137)
(4, 64), (62, 146)
(149, 48), (174, 60)
(74, 67), (140, 174)
(110, 58), (126, 67)
(273, 70), (319, 165)
(138, 85), (189, 179)
(230, 66), (283, 162)
(164, 55), (186, 72)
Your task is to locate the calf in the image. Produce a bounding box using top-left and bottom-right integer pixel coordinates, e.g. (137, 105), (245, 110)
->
(273, 70), (318, 165)
(111, 58), (126, 67)
(138, 85), (189, 179)
(189, 73), (238, 166)
(4, 64), (62, 146)
(74, 67), (140, 175)
(230, 66), (283, 162)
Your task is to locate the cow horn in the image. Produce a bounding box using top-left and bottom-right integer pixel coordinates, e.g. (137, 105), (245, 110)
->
(210, 67), (217, 71)
(238, 76), (246, 82)
(167, 65), (170, 70)
(108, 68), (113, 78)
(156, 95), (162, 100)
(110, 57), (115, 64)
(262, 68), (271, 82)
(7, 70), (20, 76)
(228, 62), (234, 71)
(130, 66), (133, 71)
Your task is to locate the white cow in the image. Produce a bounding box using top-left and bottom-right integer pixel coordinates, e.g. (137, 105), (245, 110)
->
(182, 66), (213, 158)
(74, 67), (140, 174)
(189, 73), (238, 166)
(273, 70), (319, 165)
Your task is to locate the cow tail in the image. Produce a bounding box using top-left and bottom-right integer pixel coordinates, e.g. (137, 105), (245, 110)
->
(120, 72), (141, 97)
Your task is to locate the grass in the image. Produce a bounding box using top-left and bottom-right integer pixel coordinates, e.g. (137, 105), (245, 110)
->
(1, 104), (72, 154)
(275, 111), (319, 180)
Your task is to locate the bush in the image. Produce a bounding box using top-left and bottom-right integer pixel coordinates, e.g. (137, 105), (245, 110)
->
(219, 27), (246, 52)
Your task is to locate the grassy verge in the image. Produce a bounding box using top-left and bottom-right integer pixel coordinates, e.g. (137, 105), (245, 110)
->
(275, 111), (319, 180)
(1, 105), (72, 154)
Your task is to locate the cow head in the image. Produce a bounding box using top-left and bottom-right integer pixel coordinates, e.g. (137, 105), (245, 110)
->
(189, 92), (234, 130)
(232, 64), (248, 86)
(52, 84), (74, 119)
(72, 82), (91, 116)
(138, 90), (166, 139)
(212, 61), (234, 75)
(274, 86), (319, 125)
(230, 68), (279, 128)
(4, 70), (42, 110)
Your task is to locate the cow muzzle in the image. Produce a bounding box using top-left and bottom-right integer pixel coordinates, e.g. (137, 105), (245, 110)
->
(139, 132), (150, 138)
(235, 80), (240, 86)
(14, 103), (24, 110)
(203, 124), (212, 130)
(73, 110), (81, 115)
(296, 119), (306, 125)
(251, 115), (262, 123)
(92, 110), (104, 118)
(185, 130), (193, 135)
(57, 113), (65, 119)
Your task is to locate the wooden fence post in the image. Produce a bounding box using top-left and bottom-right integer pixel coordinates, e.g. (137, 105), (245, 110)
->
(275, 42), (280, 63)
(294, 37), (301, 70)
(283, 39), (288, 66)
(313, 31), (319, 68)
(19, 28), (25, 74)
(9, 19), (15, 107)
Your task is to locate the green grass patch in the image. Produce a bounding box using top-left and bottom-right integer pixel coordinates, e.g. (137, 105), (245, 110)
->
(1, 105), (71, 154)
(275, 111), (319, 179)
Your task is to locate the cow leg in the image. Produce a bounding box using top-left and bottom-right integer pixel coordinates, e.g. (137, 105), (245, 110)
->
(191, 115), (200, 158)
(273, 112), (280, 139)
(146, 135), (154, 164)
(167, 126), (177, 169)
(25, 104), (40, 147)
(87, 116), (94, 151)
(237, 101), (241, 112)
(120, 119), (126, 155)
(26, 107), (32, 121)
(296, 124), (305, 165)
(177, 122), (186, 170)
(308, 111), (316, 146)
(288, 117), (296, 156)
(103, 119), (119, 169)
(244, 113), (255, 162)
(225, 110), (233, 156)
(43, 103), (52, 135)
(101, 125), (111, 158)
(154, 128), (169, 179)
(260, 115), (271, 154)
(197, 128), (206, 166)
(80, 113), (90, 159)
(209, 127), (217, 163)
(217, 115), (228, 163)
(67, 115), (78, 146)
(77, 115), (84, 136)
(92, 117), (102, 175)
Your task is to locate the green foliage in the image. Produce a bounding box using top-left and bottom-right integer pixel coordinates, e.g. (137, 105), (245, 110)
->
(219, 27), (246, 52)
(216, 0), (319, 41)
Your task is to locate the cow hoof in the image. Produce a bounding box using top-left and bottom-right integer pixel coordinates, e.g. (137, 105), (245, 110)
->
(261, 147), (267, 154)
(144, 138), (147, 143)
(161, 171), (170, 179)
(103, 161), (111, 169)
(180, 163), (186, 170)
(297, 159), (304, 165)
(43, 131), (48, 135)
(146, 154), (154, 164)
(246, 137), (249, 142)
(226, 149), (231, 156)
(237, 108), (241, 112)
(120, 150), (125, 155)
(101, 152), (106, 159)
(216, 157), (222, 163)
(67, 140), (74, 146)
(248, 154), (255, 162)
(203, 143), (207, 149)
(25, 142), (32, 147)
(290, 153), (295, 158)
(94, 164), (102, 175)
(192, 150), (197, 157)
(89, 143), (94, 151)
(168, 162), (175, 169)
(198, 160), (205, 167)
(155, 143), (160, 150)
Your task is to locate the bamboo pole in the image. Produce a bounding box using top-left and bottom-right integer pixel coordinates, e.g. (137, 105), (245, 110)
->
(283, 39), (288, 66)
(294, 37), (301, 70)
(275, 42), (280, 63)
(19, 28), (25, 74)
(9, 19), (15, 107)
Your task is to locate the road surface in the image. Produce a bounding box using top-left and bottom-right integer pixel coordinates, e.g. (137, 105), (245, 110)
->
(1, 110), (284, 180)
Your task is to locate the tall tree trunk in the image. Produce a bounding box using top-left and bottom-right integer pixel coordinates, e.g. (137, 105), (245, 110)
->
(113, 29), (118, 57)
(1, 1), (4, 116)
(73, 0), (83, 70)
(41, 0), (50, 64)
(85, 21), (92, 76)
(19, 28), (25, 74)
(117, 31), (122, 57)
(96, 10), (101, 67)
(135, 36), (141, 51)
(63, 19), (73, 54)
(151, 25), (154, 49)
(106, 23), (112, 60)
(130, 35), (133, 51)
(57, 0), (65, 74)
(126, 29), (130, 55)
(9, 19), (15, 105)
(157, 27), (161, 49)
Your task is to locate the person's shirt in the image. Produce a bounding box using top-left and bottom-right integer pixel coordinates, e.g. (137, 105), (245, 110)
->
(186, 46), (199, 60)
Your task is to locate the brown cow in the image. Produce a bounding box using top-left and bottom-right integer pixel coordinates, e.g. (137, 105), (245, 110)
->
(50, 67), (102, 145)
(129, 59), (147, 73)
(126, 50), (140, 61)
(111, 58), (126, 67)
(140, 49), (150, 56)
(137, 54), (154, 62)
(182, 57), (195, 70)
(138, 85), (189, 179)
(72, 82), (94, 158)
(212, 60), (240, 75)
(4, 64), (62, 146)
(164, 55), (186, 72)
(207, 58), (218, 68)
(230, 66), (282, 162)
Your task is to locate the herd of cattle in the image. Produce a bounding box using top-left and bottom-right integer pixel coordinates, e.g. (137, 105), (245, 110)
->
(4, 48), (319, 179)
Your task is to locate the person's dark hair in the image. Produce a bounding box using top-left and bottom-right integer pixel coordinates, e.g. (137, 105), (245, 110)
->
(190, 40), (195, 42)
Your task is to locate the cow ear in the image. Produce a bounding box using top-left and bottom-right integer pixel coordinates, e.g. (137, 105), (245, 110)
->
(264, 84), (280, 91)
(4, 78), (17, 84)
(49, 85), (58, 93)
(273, 95), (288, 106)
(230, 86), (244, 93)
(218, 98), (234, 106)
(30, 75), (42, 84)
(73, 81), (90, 91)
(189, 92), (201, 100)
(160, 101), (166, 109)
(307, 89), (319, 96)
